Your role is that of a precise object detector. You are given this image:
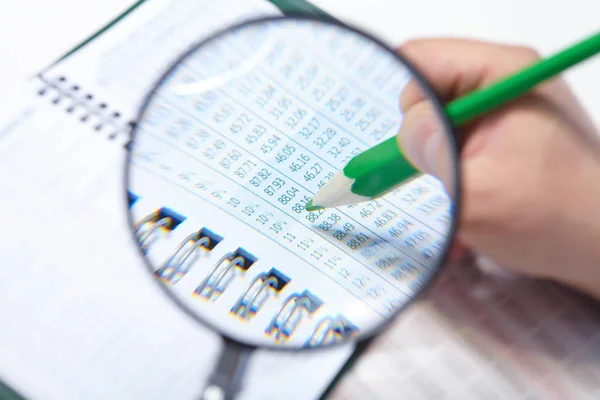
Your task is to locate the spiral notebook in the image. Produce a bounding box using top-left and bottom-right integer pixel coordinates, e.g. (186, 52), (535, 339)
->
(2, 0), (600, 399)
(0, 1), (358, 400)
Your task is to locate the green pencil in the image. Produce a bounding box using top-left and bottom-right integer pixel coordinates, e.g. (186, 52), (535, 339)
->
(306, 30), (600, 211)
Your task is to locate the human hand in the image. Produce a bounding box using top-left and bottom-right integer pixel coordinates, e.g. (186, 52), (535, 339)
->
(396, 38), (600, 298)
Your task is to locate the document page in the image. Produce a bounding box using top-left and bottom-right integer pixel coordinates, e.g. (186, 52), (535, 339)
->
(0, 84), (353, 400)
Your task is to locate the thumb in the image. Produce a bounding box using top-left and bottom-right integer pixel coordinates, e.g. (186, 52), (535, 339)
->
(396, 100), (455, 190)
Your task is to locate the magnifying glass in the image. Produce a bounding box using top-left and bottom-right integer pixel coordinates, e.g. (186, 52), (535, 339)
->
(125, 14), (460, 400)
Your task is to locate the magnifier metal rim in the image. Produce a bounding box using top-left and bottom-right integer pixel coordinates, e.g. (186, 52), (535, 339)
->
(123, 13), (463, 352)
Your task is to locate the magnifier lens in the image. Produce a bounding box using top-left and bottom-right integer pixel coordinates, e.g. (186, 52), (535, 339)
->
(126, 17), (459, 349)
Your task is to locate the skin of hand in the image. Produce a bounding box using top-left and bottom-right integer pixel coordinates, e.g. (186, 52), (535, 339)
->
(395, 38), (600, 299)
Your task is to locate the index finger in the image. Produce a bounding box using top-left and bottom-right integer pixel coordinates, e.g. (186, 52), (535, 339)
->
(397, 37), (541, 112)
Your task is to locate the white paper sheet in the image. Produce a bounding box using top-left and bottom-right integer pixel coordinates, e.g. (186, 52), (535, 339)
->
(0, 81), (353, 400)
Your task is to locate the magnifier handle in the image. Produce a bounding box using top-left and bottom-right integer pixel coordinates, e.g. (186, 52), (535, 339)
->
(201, 339), (252, 400)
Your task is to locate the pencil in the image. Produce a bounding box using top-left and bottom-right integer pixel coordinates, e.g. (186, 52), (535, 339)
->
(306, 30), (600, 211)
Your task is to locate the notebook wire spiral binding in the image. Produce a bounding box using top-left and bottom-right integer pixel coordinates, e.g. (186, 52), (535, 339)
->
(305, 317), (345, 347)
(265, 291), (323, 342)
(194, 250), (256, 301)
(131, 204), (361, 344)
(133, 207), (187, 253)
(230, 270), (289, 320)
(232, 274), (280, 319)
(35, 73), (135, 144)
(155, 233), (211, 283)
(304, 315), (358, 347)
(137, 217), (171, 249)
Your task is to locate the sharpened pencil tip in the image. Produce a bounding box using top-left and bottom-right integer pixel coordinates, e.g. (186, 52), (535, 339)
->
(305, 200), (324, 212)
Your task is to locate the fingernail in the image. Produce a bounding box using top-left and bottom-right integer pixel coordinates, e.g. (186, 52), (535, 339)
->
(397, 107), (443, 178)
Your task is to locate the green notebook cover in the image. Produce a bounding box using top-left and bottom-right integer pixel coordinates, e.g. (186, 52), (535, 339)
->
(1, 1), (369, 399)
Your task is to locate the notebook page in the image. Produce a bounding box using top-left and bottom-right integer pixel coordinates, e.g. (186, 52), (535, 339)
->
(0, 80), (41, 141)
(42, 0), (283, 119)
(0, 90), (220, 400)
(0, 86), (353, 400)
